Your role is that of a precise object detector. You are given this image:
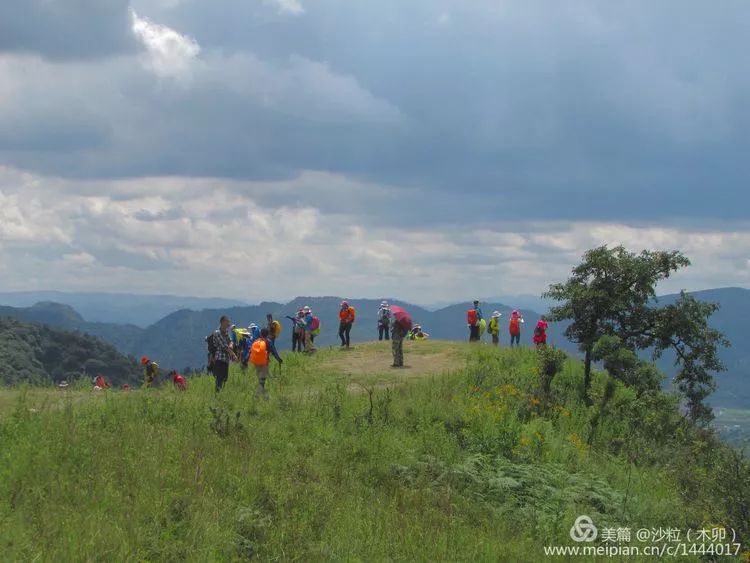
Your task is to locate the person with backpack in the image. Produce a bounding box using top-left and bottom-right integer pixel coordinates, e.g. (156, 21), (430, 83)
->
(250, 327), (283, 399)
(303, 306), (317, 352)
(467, 300), (483, 342)
(489, 311), (502, 345)
(533, 316), (549, 347)
(266, 314), (282, 344)
(411, 325), (429, 341)
(209, 315), (238, 392)
(141, 357), (159, 387)
(287, 309), (306, 352)
(508, 310), (524, 348)
(239, 324), (261, 372)
(377, 301), (391, 341)
(338, 301), (356, 348)
(390, 313), (410, 367)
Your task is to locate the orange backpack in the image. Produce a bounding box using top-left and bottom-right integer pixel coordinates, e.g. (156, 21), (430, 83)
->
(509, 318), (520, 336)
(250, 339), (268, 367)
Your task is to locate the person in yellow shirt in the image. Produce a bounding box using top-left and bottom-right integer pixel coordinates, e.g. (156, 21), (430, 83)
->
(489, 311), (502, 346)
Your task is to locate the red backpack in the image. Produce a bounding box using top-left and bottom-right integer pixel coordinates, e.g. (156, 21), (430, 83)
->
(509, 318), (520, 336)
(467, 309), (477, 326)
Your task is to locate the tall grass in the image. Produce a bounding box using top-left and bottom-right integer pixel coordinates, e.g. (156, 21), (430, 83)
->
(0, 344), (747, 561)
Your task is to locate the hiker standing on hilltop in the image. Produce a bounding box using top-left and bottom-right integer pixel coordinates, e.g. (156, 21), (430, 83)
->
(250, 327), (282, 400)
(338, 301), (356, 348)
(467, 300), (483, 342)
(303, 306), (317, 352)
(378, 301), (391, 341)
(288, 309), (305, 352)
(489, 311), (502, 346)
(210, 315), (238, 392)
(390, 315), (407, 367)
(509, 310), (524, 348)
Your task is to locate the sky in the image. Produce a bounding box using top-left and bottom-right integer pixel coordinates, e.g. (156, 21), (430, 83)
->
(0, 0), (749, 305)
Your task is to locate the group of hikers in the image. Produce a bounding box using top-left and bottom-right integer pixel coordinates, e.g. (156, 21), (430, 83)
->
(376, 301), (430, 341)
(466, 300), (549, 346)
(202, 300), (420, 397)
(81, 299), (548, 397)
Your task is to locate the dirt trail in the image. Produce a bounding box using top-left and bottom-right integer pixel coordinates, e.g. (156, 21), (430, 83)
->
(317, 341), (465, 388)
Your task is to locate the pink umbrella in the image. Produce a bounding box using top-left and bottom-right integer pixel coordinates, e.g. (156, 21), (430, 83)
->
(390, 305), (412, 331)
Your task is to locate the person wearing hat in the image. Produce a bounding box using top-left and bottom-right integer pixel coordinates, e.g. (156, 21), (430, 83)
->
(303, 306), (316, 352)
(338, 300), (356, 348)
(288, 309), (305, 352)
(141, 356), (159, 388)
(377, 300), (391, 341)
(489, 311), (502, 346)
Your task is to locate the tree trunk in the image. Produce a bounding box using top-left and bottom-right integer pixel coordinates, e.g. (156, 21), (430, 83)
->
(583, 348), (592, 404)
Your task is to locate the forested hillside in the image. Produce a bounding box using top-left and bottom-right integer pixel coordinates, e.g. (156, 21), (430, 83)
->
(0, 318), (140, 386)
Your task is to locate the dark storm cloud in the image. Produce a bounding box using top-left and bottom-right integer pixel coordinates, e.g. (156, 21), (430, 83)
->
(1, 0), (749, 228)
(0, 0), (138, 59)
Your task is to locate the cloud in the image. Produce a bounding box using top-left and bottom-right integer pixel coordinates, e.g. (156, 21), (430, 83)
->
(265, 0), (305, 16)
(131, 10), (201, 78)
(0, 1), (748, 299)
(0, 0), (138, 59)
(0, 165), (747, 302)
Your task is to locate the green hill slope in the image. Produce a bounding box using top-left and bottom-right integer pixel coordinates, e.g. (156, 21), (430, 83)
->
(0, 318), (141, 386)
(0, 343), (747, 561)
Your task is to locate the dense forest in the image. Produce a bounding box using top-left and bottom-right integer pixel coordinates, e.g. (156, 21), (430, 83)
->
(0, 318), (141, 386)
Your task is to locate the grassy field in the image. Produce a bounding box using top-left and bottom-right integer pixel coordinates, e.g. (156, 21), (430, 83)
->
(1, 342), (748, 561)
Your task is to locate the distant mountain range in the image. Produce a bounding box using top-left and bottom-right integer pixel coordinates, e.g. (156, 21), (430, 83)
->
(0, 291), (248, 327)
(0, 288), (747, 408)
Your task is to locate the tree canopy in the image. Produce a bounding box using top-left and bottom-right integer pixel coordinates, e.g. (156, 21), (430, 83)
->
(544, 246), (728, 424)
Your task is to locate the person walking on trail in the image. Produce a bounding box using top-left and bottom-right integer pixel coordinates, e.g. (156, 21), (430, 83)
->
(141, 357), (159, 387)
(250, 327), (283, 399)
(210, 315), (238, 392)
(489, 311), (502, 346)
(390, 315), (409, 368)
(378, 301), (391, 341)
(533, 316), (549, 347)
(302, 306), (316, 352)
(508, 309), (524, 348)
(338, 301), (356, 348)
(467, 300), (483, 342)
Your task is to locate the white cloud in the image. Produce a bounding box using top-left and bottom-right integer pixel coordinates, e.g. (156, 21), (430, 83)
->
(130, 10), (201, 78)
(0, 165), (747, 302)
(265, 0), (305, 16)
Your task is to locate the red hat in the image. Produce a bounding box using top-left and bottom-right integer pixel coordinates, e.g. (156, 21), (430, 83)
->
(140, 356), (150, 365)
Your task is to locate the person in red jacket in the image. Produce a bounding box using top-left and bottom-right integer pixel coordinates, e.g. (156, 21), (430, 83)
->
(338, 300), (356, 349)
(94, 375), (110, 389)
(533, 317), (549, 347)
